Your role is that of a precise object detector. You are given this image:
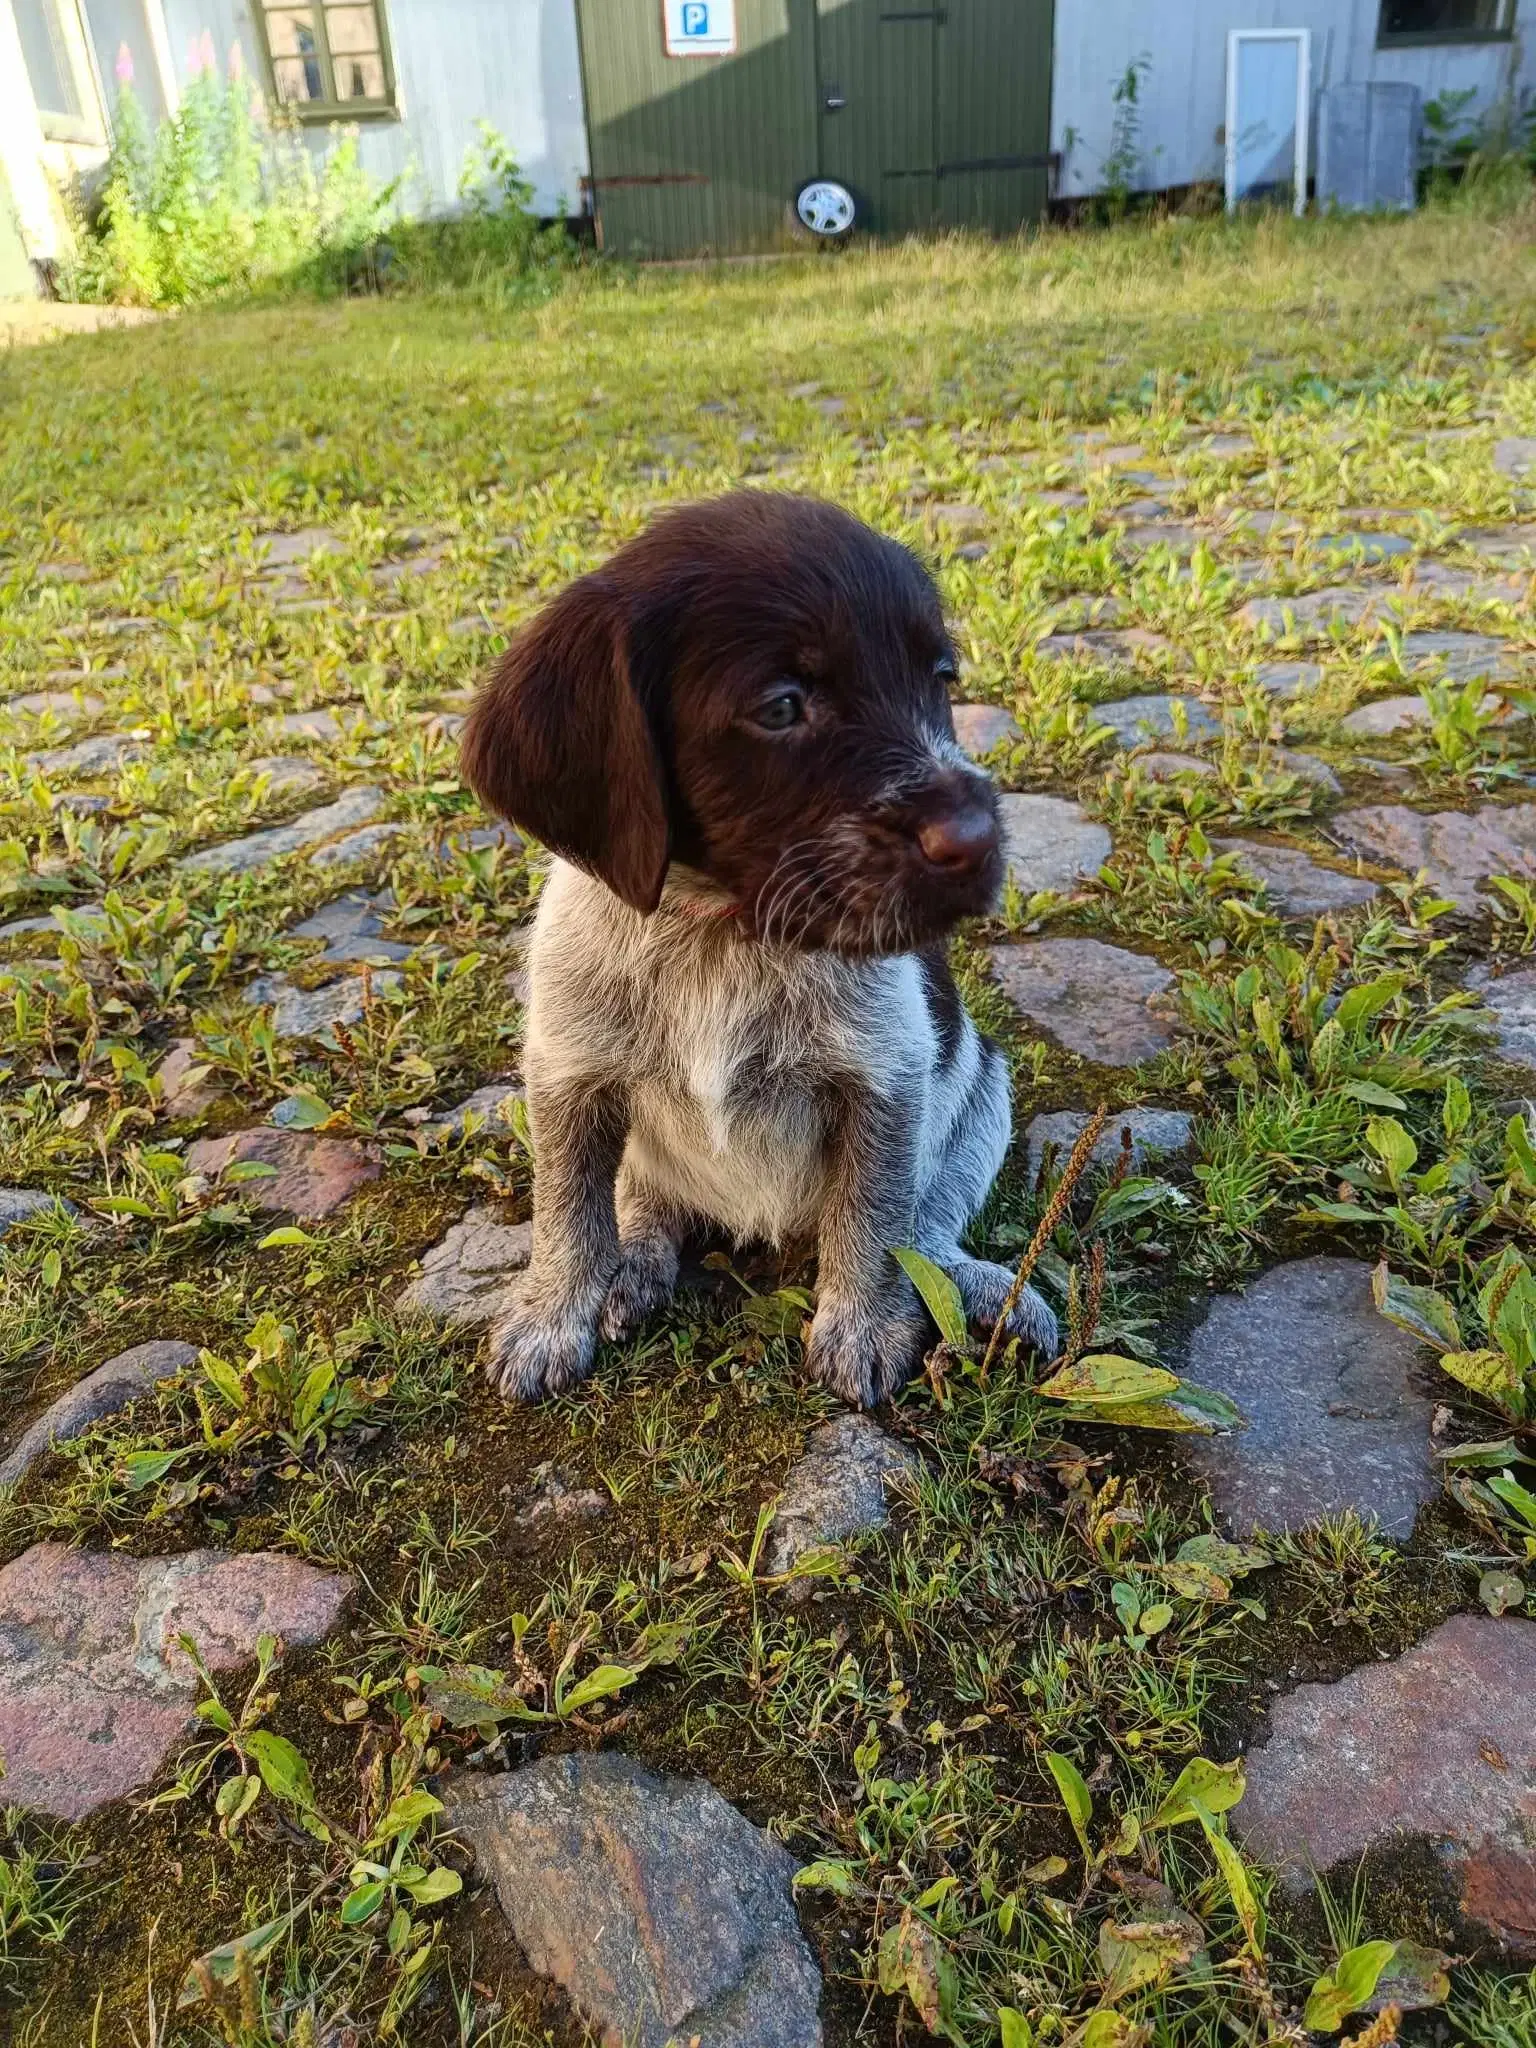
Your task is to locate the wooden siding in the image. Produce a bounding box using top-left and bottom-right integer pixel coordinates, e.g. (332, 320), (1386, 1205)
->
(1051, 0), (1535, 197)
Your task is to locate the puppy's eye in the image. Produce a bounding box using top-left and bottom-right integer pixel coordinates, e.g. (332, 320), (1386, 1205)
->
(934, 653), (958, 683)
(753, 685), (807, 733)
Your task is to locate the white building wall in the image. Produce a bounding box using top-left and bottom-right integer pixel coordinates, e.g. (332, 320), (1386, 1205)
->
(154, 0), (588, 216)
(1051, 0), (1535, 196)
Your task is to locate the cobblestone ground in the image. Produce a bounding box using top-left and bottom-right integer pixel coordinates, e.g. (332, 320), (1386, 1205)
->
(1, 212), (1534, 2045)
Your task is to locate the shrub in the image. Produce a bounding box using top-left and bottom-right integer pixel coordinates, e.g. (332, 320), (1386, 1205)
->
(61, 46), (571, 308)
(64, 43), (389, 307)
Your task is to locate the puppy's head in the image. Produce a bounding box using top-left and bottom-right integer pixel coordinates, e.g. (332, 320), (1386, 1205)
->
(460, 492), (1002, 954)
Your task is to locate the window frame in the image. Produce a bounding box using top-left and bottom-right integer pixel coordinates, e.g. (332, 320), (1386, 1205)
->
(17, 0), (108, 145)
(252, 0), (400, 124)
(1376, 0), (1516, 47)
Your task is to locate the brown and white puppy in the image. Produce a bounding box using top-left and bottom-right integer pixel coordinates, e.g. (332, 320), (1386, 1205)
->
(460, 491), (1056, 1407)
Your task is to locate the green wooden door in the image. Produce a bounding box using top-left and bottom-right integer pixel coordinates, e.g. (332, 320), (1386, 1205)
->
(813, 0), (1053, 238)
(575, 0), (818, 258)
(935, 0), (1054, 231)
(815, 0), (937, 235)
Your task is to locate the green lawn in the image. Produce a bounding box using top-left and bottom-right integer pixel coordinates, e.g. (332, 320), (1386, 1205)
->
(1, 200), (1535, 2047)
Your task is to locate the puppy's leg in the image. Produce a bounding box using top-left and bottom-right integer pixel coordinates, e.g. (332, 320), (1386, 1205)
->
(599, 1164), (683, 1342)
(484, 1078), (626, 1401)
(805, 1081), (928, 1409)
(917, 1036), (1059, 1360)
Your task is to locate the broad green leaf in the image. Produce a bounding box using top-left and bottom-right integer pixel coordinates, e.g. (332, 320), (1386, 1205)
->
(1374, 1940), (1451, 2013)
(1037, 1355), (1180, 1404)
(998, 2012), (1036, 2048)
(372, 1787), (443, 1844)
(893, 1247), (969, 1349)
(1442, 1074), (1472, 1137)
(401, 1866), (462, 1906)
(1439, 1436), (1524, 1468)
(215, 1772), (259, 1821)
(1335, 975), (1405, 1030)
(341, 1881), (388, 1926)
(1303, 1940), (1397, 2032)
(1441, 1349), (1521, 1409)
(224, 1160), (281, 1184)
(1098, 1911), (1204, 2003)
(1365, 1116), (1417, 1185)
(1147, 1756), (1245, 1831)
(876, 1910), (958, 2036)
(1158, 1559), (1232, 1601)
(1340, 1081), (1406, 1110)
(1506, 1113), (1536, 1187)
(258, 1226), (315, 1249)
(1139, 1603), (1174, 1634)
(1479, 1568), (1525, 1616)
(244, 1731), (317, 1814)
(739, 1288), (813, 1339)
(176, 1908), (299, 2007)
(1056, 1379), (1241, 1434)
(557, 1662), (640, 1716)
(1190, 1800), (1264, 1957)
(1298, 1201), (1382, 1225)
(793, 1859), (859, 1897)
(273, 1091), (332, 1130)
(118, 1446), (193, 1492)
(1174, 1535), (1270, 1581)
(1489, 1471), (1536, 1530)
(1044, 1752), (1093, 1858)
(1070, 2012), (1146, 2048)
(915, 1874), (960, 1910)
(1111, 1581), (1141, 1632)
(1372, 1266), (1462, 1351)
(424, 1663), (544, 1728)
(198, 1353), (247, 1410)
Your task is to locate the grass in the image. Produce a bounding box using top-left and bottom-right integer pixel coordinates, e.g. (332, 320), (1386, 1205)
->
(1, 191), (1536, 2043)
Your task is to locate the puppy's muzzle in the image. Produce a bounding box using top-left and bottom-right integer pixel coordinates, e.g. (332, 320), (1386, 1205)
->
(915, 795), (999, 878)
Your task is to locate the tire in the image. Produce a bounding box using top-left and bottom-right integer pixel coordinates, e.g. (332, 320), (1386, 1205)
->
(793, 178), (857, 240)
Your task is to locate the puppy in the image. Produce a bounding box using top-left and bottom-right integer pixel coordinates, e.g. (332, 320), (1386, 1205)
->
(459, 491), (1057, 1407)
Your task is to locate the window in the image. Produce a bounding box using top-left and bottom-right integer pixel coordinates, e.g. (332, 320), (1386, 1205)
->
(14, 0), (105, 141)
(1378, 0), (1515, 43)
(254, 0), (397, 119)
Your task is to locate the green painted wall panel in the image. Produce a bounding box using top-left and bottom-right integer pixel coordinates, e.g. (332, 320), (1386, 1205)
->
(577, 0), (818, 257)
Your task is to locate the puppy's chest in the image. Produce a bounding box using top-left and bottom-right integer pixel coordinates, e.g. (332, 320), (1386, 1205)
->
(627, 960), (833, 1158)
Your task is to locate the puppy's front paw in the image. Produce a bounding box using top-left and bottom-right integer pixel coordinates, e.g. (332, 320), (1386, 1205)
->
(805, 1297), (928, 1408)
(1002, 1282), (1059, 1360)
(948, 1256), (1060, 1361)
(484, 1287), (598, 1401)
(598, 1241), (678, 1343)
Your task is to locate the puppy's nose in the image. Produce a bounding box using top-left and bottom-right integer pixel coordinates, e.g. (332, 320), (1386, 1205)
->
(916, 802), (998, 875)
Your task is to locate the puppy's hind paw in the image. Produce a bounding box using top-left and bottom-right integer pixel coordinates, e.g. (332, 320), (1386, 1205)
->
(483, 1291), (597, 1402)
(805, 1298), (928, 1409)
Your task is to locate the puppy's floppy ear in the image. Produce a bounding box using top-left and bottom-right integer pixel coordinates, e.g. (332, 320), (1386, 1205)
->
(460, 571), (671, 914)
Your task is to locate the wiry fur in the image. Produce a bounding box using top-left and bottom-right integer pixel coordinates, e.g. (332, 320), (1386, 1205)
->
(460, 492), (1057, 1407)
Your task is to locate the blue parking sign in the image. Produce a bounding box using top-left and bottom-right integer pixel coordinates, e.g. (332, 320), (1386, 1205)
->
(663, 0), (735, 55)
